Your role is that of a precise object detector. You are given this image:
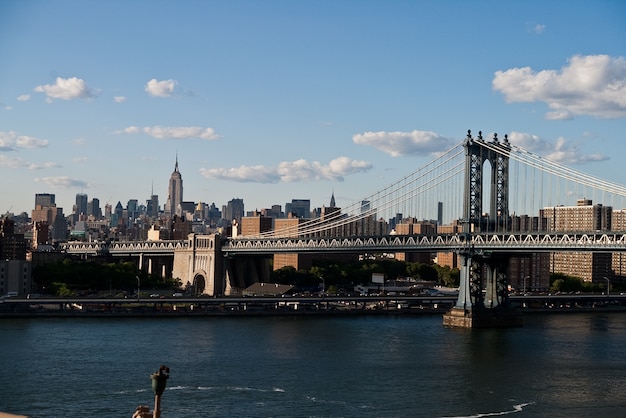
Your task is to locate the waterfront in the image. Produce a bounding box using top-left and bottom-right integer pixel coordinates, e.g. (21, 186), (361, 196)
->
(1, 313), (626, 417)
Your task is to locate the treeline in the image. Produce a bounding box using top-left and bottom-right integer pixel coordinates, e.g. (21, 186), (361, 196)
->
(271, 259), (460, 291)
(32, 258), (460, 296)
(32, 259), (178, 296)
(549, 272), (619, 293)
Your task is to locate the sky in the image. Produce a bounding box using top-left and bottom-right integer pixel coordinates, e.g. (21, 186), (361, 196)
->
(1, 0), (626, 216)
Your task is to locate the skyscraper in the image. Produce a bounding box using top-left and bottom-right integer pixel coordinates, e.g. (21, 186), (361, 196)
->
(35, 193), (55, 207)
(165, 156), (183, 217)
(88, 198), (101, 219)
(223, 198), (244, 222)
(74, 193), (88, 223)
(286, 199), (310, 218)
(147, 194), (159, 218)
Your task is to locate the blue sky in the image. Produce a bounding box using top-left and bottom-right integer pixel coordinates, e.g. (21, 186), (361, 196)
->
(1, 0), (625, 216)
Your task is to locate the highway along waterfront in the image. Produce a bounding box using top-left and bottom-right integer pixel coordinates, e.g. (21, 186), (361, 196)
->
(1, 293), (626, 317)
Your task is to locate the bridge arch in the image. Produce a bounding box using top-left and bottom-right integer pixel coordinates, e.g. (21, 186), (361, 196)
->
(193, 271), (207, 295)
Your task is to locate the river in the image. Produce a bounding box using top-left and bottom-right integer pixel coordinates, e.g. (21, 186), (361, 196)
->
(1, 312), (626, 417)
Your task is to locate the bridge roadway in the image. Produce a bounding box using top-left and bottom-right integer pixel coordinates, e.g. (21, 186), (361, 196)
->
(60, 231), (626, 257)
(2, 294), (626, 316)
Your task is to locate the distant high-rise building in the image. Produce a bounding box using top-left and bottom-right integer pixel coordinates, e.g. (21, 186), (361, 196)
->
(104, 203), (112, 219)
(223, 198), (244, 222)
(88, 198), (101, 219)
(437, 202), (443, 225)
(32, 193), (57, 243)
(51, 207), (67, 242)
(75, 193), (88, 221)
(147, 194), (159, 218)
(127, 199), (139, 221)
(286, 199), (310, 218)
(165, 156), (183, 217)
(35, 193), (55, 207)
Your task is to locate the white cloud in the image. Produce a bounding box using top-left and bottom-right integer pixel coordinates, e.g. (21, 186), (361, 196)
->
(0, 155), (26, 168)
(352, 130), (456, 157)
(34, 176), (89, 188)
(30, 162), (61, 170)
(0, 155), (59, 170)
(145, 78), (177, 97)
(34, 77), (97, 101)
(17, 94), (30, 101)
(16, 135), (49, 149)
(114, 96), (127, 103)
(200, 157), (372, 183)
(117, 125), (219, 140)
(493, 54), (626, 119)
(507, 131), (608, 165)
(0, 131), (48, 150)
(526, 22), (546, 34)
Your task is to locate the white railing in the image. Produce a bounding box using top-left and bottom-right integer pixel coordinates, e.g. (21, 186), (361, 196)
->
(59, 232), (626, 257)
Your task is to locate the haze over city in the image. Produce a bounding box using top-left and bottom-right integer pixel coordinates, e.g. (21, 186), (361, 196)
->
(1, 0), (625, 215)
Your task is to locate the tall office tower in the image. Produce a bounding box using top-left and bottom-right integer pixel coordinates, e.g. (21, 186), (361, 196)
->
(437, 202), (443, 226)
(75, 193), (88, 219)
(147, 194), (159, 218)
(35, 193), (55, 207)
(104, 203), (112, 219)
(329, 191), (336, 208)
(286, 199), (310, 218)
(165, 156), (183, 217)
(127, 199), (139, 221)
(32, 194), (57, 240)
(88, 198), (101, 219)
(113, 201), (124, 227)
(223, 198), (244, 222)
(51, 207), (67, 242)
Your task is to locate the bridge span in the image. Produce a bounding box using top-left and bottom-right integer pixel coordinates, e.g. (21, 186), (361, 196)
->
(55, 130), (626, 327)
(61, 231), (626, 257)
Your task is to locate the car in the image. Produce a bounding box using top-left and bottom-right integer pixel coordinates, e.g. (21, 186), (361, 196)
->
(172, 292), (183, 297)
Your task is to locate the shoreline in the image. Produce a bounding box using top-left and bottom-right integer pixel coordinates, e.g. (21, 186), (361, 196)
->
(2, 305), (626, 319)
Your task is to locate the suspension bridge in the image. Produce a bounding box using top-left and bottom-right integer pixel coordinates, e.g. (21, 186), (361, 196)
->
(62, 130), (626, 327)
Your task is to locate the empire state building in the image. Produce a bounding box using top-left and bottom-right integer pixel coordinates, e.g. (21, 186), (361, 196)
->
(165, 156), (183, 217)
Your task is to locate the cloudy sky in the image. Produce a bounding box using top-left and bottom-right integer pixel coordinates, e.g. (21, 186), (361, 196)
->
(1, 0), (625, 215)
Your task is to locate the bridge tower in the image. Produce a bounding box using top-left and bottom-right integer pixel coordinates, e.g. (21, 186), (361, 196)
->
(444, 130), (521, 328)
(462, 130), (510, 233)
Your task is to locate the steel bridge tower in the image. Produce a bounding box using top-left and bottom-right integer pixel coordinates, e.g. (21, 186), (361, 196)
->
(462, 130), (511, 232)
(444, 130), (521, 328)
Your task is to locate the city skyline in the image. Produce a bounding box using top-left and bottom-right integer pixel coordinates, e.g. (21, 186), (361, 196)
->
(1, 1), (626, 215)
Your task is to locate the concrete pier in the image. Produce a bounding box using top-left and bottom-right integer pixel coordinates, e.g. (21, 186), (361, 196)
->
(443, 306), (522, 328)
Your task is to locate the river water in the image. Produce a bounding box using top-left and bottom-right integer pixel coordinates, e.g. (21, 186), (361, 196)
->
(1, 312), (626, 418)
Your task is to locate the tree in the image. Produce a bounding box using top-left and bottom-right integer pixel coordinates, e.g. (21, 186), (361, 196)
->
(549, 273), (583, 293)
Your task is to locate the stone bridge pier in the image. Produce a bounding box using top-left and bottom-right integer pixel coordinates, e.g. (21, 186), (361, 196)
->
(171, 234), (272, 296)
(172, 234), (224, 296)
(443, 251), (521, 328)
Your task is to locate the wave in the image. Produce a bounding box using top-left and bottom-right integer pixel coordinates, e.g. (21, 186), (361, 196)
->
(440, 402), (533, 418)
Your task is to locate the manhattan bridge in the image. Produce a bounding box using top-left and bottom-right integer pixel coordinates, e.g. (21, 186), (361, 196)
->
(62, 130), (626, 326)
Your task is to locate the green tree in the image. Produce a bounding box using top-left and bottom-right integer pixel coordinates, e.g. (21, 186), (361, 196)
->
(549, 273), (584, 293)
